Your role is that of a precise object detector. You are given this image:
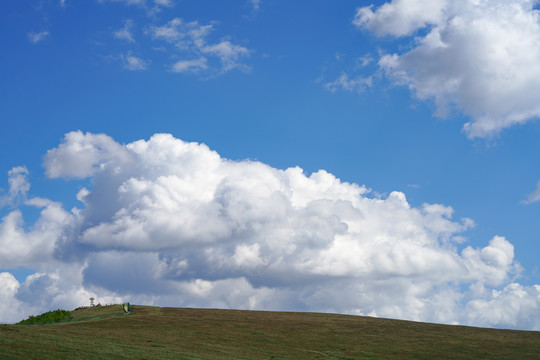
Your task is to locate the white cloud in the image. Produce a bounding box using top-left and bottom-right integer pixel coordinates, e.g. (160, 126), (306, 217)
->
(1, 131), (539, 330)
(27, 31), (49, 44)
(523, 180), (540, 204)
(171, 58), (208, 73)
(0, 201), (70, 269)
(123, 54), (150, 70)
(114, 20), (135, 43)
(0, 273), (24, 323)
(324, 73), (372, 93)
(354, 0), (447, 37)
(465, 283), (540, 330)
(148, 18), (185, 42)
(148, 18), (251, 74)
(153, 0), (173, 7)
(43, 131), (133, 178)
(98, 1), (249, 76)
(98, 0), (150, 6)
(355, 0), (540, 138)
(0, 166), (30, 207)
(356, 54), (374, 68)
(201, 40), (251, 72)
(98, 0), (174, 16)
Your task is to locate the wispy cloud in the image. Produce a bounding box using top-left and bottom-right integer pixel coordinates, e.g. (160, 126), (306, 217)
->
(171, 58), (208, 73)
(522, 180), (540, 204)
(97, 1), (250, 76)
(147, 17), (187, 42)
(355, 54), (373, 69)
(201, 40), (251, 72)
(98, 0), (148, 6)
(148, 18), (251, 74)
(249, 0), (261, 12)
(27, 31), (49, 44)
(122, 53), (149, 70)
(324, 73), (372, 93)
(114, 20), (135, 43)
(153, 0), (173, 6)
(98, 0), (174, 12)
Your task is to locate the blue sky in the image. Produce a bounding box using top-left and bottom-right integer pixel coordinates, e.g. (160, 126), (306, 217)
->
(1, 0), (540, 330)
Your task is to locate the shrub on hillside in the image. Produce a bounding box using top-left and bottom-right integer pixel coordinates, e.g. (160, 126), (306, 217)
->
(18, 309), (73, 325)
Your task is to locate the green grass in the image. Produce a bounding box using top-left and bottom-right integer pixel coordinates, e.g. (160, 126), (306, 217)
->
(1, 305), (539, 359)
(69, 304), (127, 321)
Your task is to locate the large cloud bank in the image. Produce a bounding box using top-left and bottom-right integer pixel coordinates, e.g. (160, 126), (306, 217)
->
(1, 131), (539, 329)
(355, 0), (540, 138)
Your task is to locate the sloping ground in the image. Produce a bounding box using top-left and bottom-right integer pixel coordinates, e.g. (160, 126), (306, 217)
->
(69, 304), (129, 322)
(1, 306), (539, 359)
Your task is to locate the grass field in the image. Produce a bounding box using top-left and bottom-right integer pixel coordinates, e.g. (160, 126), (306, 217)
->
(1, 305), (539, 359)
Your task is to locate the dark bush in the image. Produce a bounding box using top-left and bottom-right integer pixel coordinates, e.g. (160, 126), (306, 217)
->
(18, 309), (73, 325)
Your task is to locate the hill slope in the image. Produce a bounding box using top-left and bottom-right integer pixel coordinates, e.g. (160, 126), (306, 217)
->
(1, 305), (539, 359)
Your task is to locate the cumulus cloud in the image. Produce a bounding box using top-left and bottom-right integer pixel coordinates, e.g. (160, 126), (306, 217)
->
(43, 131), (133, 179)
(148, 18), (251, 74)
(0, 167), (71, 269)
(355, 0), (540, 138)
(465, 282), (540, 329)
(0, 205), (69, 269)
(0, 166), (30, 207)
(0, 131), (539, 329)
(354, 0), (447, 37)
(0, 273), (25, 323)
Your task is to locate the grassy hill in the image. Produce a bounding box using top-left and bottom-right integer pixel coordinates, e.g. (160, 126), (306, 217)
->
(1, 305), (539, 359)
